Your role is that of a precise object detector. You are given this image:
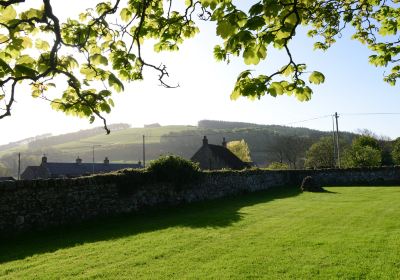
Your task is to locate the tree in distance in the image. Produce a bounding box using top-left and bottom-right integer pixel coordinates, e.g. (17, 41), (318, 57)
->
(268, 135), (311, 169)
(227, 139), (252, 163)
(342, 135), (382, 168)
(0, 1), (399, 132)
(392, 138), (400, 165)
(305, 136), (336, 169)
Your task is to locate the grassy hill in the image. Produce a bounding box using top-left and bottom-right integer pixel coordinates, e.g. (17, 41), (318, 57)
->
(0, 120), (357, 177)
(1, 186), (399, 279)
(52, 125), (198, 153)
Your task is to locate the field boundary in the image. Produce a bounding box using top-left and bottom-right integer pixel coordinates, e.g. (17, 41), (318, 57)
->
(1, 166), (399, 237)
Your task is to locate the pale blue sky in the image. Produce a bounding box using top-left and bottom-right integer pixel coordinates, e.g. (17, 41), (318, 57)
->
(0, 1), (399, 145)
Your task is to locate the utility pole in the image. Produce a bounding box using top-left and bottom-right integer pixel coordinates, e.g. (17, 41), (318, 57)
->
(92, 146), (95, 174)
(142, 135), (146, 168)
(17, 153), (21, 180)
(335, 112), (341, 168)
(331, 115), (336, 167)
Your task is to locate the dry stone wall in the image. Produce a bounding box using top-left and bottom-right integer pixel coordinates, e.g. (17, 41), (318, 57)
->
(0, 167), (399, 237)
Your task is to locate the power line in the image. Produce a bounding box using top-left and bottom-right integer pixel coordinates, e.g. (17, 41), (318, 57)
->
(340, 112), (400, 116)
(282, 114), (332, 126)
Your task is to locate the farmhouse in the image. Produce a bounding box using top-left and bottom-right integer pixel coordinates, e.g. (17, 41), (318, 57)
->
(21, 155), (142, 180)
(191, 136), (249, 170)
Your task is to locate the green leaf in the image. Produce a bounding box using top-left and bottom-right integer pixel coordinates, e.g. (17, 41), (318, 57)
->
(282, 65), (294, 77)
(90, 54), (108, 66)
(14, 64), (38, 78)
(22, 8), (43, 19)
(0, 34), (8, 43)
(230, 88), (241, 100)
(63, 56), (79, 70)
(35, 39), (50, 51)
(268, 82), (284, 97)
(120, 8), (132, 22)
(246, 16), (265, 31)
(309, 71), (325, 85)
(0, 6), (17, 23)
(96, 2), (111, 15)
(100, 102), (111, 113)
(216, 20), (235, 39)
(80, 65), (97, 80)
(0, 58), (12, 77)
(99, 89), (112, 97)
(17, 55), (35, 67)
(21, 37), (33, 49)
(108, 73), (124, 92)
(31, 89), (41, 98)
(79, 13), (88, 21)
(243, 47), (260, 65)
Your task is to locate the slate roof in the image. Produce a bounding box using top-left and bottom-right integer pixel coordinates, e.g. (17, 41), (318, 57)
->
(207, 144), (248, 169)
(21, 161), (142, 180)
(44, 162), (142, 178)
(0, 177), (15, 182)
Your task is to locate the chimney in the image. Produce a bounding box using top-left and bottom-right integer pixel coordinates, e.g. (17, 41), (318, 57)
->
(76, 156), (82, 165)
(222, 137), (227, 148)
(202, 136), (208, 146)
(41, 154), (47, 165)
(104, 157), (109, 165)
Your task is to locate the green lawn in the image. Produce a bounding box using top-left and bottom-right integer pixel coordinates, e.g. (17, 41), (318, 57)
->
(1, 186), (400, 279)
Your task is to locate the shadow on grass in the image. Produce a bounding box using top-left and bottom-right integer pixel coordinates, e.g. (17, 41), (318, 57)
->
(0, 186), (301, 264)
(318, 188), (338, 194)
(321, 189), (338, 194)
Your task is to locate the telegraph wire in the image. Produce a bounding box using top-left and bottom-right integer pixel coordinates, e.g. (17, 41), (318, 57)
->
(282, 114), (332, 126)
(340, 112), (400, 116)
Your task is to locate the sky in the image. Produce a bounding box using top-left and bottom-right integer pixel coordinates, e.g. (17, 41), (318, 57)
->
(1, 1), (400, 145)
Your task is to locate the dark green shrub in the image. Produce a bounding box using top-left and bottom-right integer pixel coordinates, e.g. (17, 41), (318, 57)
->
(147, 155), (201, 185)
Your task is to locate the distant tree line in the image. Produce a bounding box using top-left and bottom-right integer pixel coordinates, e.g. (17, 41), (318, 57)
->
(0, 133), (51, 152)
(304, 133), (399, 169)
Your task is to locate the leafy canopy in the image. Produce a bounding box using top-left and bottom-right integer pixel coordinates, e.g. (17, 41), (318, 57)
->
(0, 0), (399, 132)
(342, 135), (382, 168)
(392, 137), (400, 165)
(227, 139), (252, 162)
(304, 136), (336, 169)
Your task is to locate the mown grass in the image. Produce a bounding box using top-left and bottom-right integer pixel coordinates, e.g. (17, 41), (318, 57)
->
(1, 186), (400, 279)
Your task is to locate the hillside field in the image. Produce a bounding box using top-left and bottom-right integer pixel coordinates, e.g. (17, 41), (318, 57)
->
(1, 186), (399, 279)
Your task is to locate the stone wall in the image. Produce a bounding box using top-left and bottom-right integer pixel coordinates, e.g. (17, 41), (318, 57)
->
(0, 167), (399, 237)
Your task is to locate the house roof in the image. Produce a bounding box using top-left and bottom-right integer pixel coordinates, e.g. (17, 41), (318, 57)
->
(207, 144), (248, 169)
(44, 162), (142, 177)
(21, 166), (48, 179)
(0, 177), (15, 182)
